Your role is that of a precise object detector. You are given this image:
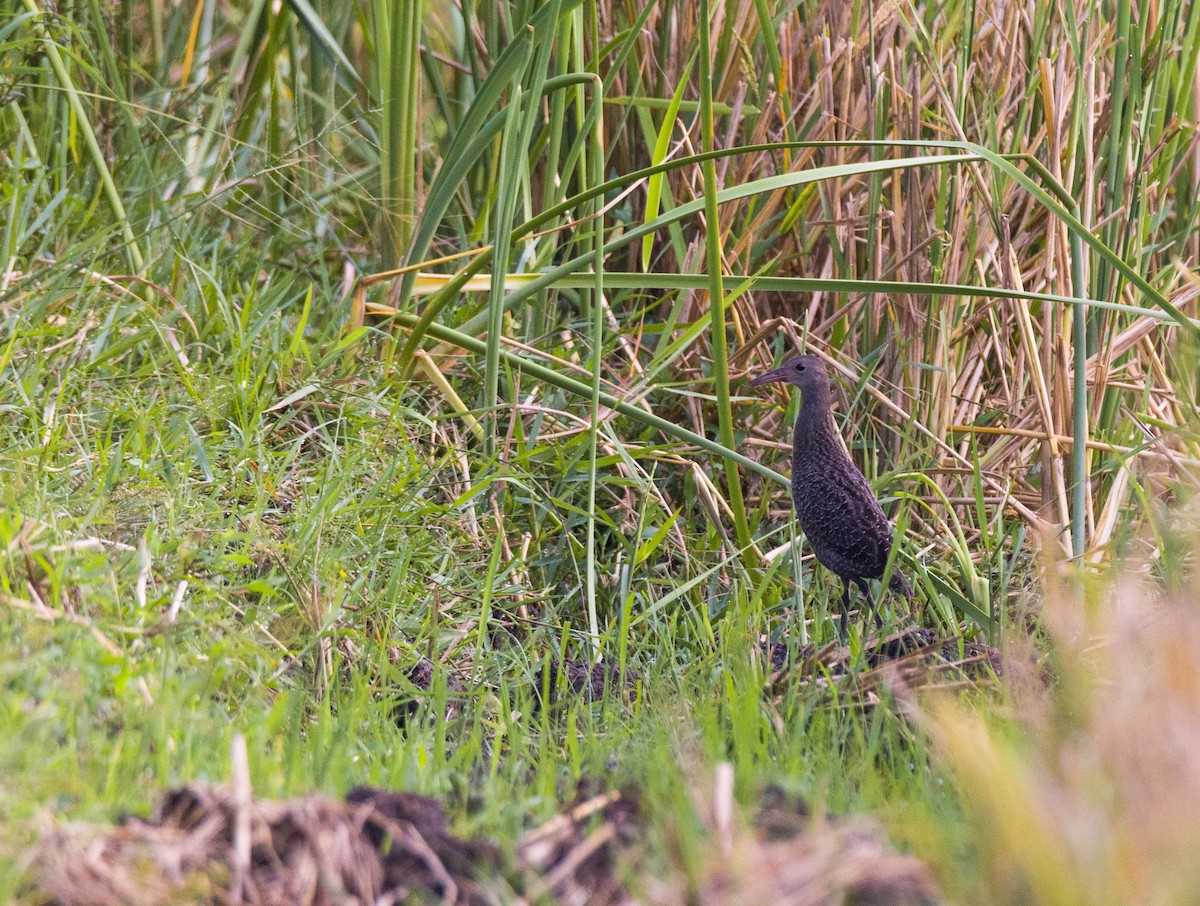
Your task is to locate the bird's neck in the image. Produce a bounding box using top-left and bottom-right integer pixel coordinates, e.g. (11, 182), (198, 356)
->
(792, 384), (838, 459)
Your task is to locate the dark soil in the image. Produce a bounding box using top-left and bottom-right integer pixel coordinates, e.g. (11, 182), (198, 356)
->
(40, 783), (495, 906)
(392, 656), (468, 726)
(345, 787), (498, 897)
(518, 783), (642, 905)
(544, 656), (639, 701)
(35, 777), (941, 905)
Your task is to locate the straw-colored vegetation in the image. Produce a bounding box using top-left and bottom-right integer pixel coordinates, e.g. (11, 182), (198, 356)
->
(3, 0), (1200, 902)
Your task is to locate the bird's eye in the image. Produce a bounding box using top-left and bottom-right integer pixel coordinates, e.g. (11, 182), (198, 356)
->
(795, 363), (805, 372)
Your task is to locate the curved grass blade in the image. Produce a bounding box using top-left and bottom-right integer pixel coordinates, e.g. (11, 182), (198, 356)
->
(283, 0), (365, 93)
(391, 313), (789, 490)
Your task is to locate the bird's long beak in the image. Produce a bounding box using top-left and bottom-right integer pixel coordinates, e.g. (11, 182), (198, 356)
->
(749, 366), (788, 388)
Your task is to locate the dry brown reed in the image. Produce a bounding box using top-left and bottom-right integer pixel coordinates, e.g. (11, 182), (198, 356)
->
(410, 0), (1200, 574)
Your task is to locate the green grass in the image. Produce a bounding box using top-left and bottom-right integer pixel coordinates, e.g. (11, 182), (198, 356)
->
(0, 264), (970, 897)
(3, 0), (1200, 902)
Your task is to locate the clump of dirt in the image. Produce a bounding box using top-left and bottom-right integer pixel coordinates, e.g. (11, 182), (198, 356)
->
(34, 782), (638, 906)
(760, 638), (821, 672)
(37, 784), (495, 906)
(345, 787), (498, 896)
(33, 777), (939, 906)
(406, 656), (436, 692)
(544, 657), (639, 701)
(722, 785), (940, 906)
(518, 785), (642, 906)
(700, 815), (940, 906)
(754, 783), (818, 838)
(392, 656), (469, 725)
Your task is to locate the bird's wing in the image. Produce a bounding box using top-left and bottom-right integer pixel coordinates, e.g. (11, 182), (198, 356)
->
(794, 467), (895, 574)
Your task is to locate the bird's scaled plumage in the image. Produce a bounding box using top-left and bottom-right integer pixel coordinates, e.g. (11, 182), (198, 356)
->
(750, 354), (913, 635)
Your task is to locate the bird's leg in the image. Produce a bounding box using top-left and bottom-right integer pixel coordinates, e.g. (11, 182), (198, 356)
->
(856, 578), (883, 629)
(839, 581), (851, 639)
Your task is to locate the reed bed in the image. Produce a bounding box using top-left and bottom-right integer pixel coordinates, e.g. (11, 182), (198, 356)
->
(3, 1), (1200, 902)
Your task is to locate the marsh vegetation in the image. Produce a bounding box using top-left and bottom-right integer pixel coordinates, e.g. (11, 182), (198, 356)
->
(3, 0), (1200, 902)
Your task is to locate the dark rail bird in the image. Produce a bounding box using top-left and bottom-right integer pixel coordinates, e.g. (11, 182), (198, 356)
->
(751, 354), (913, 635)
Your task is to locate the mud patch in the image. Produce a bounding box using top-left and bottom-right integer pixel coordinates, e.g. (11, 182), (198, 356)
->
(33, 778), (938, 905)
(35, 783), (636, 906)
(393, 656), (468, 725)
(544, 657), (639, 701)
(727, 785), (939, 905)
(702, 812), (940, 905)
(37, 784), (495, 906)
(519, 785), (641, 905)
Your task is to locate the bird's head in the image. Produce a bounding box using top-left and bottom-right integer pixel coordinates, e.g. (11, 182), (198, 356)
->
(748, 354), (829, 394)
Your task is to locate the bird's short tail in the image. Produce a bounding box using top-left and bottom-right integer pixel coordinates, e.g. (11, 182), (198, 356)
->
(889, 569), (915, 599)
